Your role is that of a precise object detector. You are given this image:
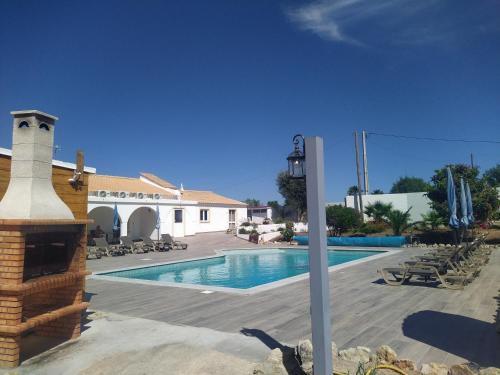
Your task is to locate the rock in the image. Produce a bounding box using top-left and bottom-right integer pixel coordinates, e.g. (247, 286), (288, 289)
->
(301, 361), (313, 375)
(446, 244), (452, 247)
(296, 339), (313, 363)
(253, 349), (288, 375)
(393, 359), (417, 371)
(479, 368), (500, 375)
(421, 363), (448, 375)
(376, 345), (397, 364)
(449, 364), (478, 375)
(296, 340), (313, 375)
(338, 346), (371, 363)
(332, 342), (338, 357)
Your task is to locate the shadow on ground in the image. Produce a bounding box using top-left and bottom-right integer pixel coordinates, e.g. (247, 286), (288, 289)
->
(403, 310), (500, 367)
(241, 328), (304, 375)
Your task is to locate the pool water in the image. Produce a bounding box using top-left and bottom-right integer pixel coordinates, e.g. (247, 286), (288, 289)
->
(101, 249), (383, 289)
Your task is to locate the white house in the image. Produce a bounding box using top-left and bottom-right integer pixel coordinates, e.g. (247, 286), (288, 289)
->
(88, 172), (247, 239)
(345, 192), (432, 222)
(247, 206), (273, 224)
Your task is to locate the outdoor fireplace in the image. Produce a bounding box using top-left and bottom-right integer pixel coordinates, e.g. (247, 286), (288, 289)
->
(0, 110), (90, 368)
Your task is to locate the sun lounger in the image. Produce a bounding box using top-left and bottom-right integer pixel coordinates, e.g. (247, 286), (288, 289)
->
(94, 237), (126, 257)
(140, 237), (168, 252)
(120, 236), (150, 254)
(161, 234), (188, 250)
(379, 265), (466, 290)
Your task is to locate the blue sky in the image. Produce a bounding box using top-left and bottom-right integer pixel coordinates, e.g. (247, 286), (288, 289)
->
(1, 0), (499, 203)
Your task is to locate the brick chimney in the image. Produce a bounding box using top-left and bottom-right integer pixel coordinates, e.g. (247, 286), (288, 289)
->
(0, 110), (74, 219)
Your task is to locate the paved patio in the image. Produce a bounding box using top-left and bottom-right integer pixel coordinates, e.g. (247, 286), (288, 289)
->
(85, 232), (500, 367)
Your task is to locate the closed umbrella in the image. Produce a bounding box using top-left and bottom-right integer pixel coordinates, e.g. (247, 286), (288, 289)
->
(447, 167), (459, 229)
(112, 203), (120, 241)
(459, 178), (469, 228)
(155, 205), (161, 243)
(465, 181), (474, 225)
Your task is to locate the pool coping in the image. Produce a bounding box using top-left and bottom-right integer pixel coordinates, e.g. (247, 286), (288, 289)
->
(88, 247), (400, 295)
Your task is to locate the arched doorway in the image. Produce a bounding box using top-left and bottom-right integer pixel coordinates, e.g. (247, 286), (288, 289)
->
(127, 206), (157, 240)
(88, 206), (121, 241)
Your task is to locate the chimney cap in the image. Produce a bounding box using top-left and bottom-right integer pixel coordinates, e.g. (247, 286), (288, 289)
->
(10, 110), (59, 121)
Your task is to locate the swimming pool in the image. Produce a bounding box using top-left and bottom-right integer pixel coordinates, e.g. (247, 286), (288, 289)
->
(97, 248), (385, 291)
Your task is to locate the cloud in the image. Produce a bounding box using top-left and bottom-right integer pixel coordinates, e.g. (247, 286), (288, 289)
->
(286, 0), (497, 47)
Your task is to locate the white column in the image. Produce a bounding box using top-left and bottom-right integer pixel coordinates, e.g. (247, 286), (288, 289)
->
(305, 136), (332, 375)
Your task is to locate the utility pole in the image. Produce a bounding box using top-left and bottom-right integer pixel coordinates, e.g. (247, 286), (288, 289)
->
(362, 130), (369, 195)
(470, 153), (474, 168)
(354, 131), (364, 219)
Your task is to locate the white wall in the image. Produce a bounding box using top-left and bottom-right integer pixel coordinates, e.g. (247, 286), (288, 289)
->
(345, 192), (431, 222)
(88, 198), (246, 238)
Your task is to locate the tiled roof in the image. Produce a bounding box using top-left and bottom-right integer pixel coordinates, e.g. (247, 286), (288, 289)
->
(181, 190), (246, 206)
(88, 175), (176, 198)
(140, 172), (176, 189)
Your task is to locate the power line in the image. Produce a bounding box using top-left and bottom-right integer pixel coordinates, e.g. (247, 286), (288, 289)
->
(366, 132), (500, 144)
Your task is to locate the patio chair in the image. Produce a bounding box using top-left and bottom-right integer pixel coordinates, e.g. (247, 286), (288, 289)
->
(379, 265), (466, 290)
(86, 242), (103, 260)
(120, 236), (150, 254)
(161, 234), (188, 250)
(94, 237), (126, 257)
(140, 237), (167, 252)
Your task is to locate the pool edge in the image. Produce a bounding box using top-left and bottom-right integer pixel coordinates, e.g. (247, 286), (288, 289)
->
(87, 248), (399, 295)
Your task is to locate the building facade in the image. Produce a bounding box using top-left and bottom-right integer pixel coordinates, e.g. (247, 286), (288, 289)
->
(87, 173), (247, 239)
(344, 192), (431, 222)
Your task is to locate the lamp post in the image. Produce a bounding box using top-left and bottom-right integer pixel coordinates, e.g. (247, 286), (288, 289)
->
(287, 134), (332, 375)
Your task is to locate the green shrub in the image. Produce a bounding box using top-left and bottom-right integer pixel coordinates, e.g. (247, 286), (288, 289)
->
(359, 223), (385, 234)
(238, 228), (249, 234)
(241, 222), (251, 227)
(282, 221), (295, 242)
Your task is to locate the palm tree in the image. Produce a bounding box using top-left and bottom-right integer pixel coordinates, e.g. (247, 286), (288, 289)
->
(364, 201), (393, 223)
(347, 185), (359, 196)
(385, 207), (413, 236)
(421, 210), (444, 230)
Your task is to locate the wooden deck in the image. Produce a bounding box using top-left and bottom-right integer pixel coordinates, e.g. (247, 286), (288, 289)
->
(85, 233), (500, 367)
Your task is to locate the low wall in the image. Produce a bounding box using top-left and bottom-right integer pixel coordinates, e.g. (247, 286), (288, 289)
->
(293, 235), (407, 247)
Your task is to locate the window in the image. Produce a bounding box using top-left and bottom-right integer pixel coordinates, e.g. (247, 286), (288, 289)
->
(174, 209), (183, 223)
(200, 209), (209, 222)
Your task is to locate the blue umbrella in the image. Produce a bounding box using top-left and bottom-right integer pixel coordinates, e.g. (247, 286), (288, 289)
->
(112, 203), (120, 232)
(447, 167), (459, 229)
(465, 181), (474, 225)
(459, 178), (469, 228)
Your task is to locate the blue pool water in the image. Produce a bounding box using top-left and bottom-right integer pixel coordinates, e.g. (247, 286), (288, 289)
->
(101, 249), (383, 289)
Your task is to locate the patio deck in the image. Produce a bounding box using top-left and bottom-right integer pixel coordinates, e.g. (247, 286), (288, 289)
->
(85, 232), (500, 367)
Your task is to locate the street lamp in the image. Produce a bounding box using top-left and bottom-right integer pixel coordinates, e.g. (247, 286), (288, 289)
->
(287, 134), (306, 179)
(287, 135), (332, 375)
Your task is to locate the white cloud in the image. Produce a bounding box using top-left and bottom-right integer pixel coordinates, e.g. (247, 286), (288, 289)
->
(286, 0), (490, 46)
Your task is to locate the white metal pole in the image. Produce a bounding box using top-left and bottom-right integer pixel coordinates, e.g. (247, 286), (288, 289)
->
(305, 136), (332, 375)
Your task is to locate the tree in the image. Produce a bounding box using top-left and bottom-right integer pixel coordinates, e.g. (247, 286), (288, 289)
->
(267, 200), (284, 219)
(372, 189), (384, 195)
(364, 201), (393, 223)
(484, 164), (500, 187)
(244, 198), (261, 207)
(421, 209), (444, 230)
(390, 177), (431, 193)
(347, 185), (359, 196)
(385, 208), (413, 236)
(276, 171), (307, 221)
(427, 164), (499, 223)
(325, 205), (361, 236)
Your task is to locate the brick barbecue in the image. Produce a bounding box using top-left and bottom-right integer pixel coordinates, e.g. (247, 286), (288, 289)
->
(0, 111), (90, 367)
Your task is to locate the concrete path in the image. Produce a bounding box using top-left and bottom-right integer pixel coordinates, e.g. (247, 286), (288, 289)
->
(6, 311), (270, 375)
(85, 233), (500, 367)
